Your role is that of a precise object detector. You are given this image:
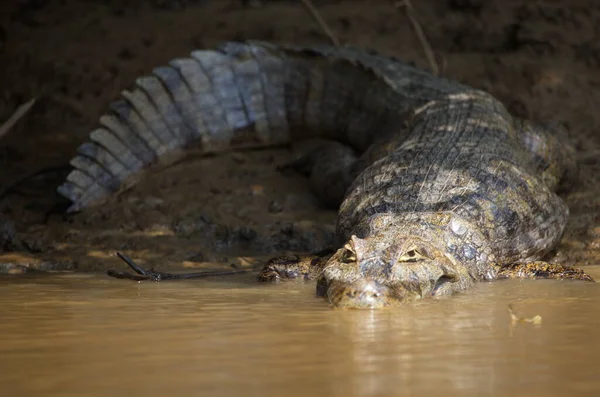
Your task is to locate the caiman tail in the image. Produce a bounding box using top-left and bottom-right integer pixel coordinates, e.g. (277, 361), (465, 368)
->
(57, 41), (465, 213)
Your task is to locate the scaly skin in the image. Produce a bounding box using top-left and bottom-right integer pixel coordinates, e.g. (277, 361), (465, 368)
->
(257, 89), (592, 308)
(57, 41), (593, 308)
(318, 91), (580, 308)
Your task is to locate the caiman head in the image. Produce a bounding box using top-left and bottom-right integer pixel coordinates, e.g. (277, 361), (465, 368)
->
(318, 229), (475, 309)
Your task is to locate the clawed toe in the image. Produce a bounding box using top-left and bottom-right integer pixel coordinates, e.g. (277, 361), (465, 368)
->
(498, 261), (595, 282)
(257, 254), (328, 282)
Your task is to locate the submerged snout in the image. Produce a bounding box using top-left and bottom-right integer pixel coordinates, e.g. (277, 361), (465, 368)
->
(324, 278), (393, 309)
(319, 270), (466, 309)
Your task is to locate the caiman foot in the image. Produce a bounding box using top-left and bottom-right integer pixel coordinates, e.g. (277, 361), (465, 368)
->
(497, 261), (595, 282)
(257, 250), (332, 282)
(107, 252), (246, 281)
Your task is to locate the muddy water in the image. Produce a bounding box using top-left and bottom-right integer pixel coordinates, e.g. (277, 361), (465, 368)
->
(1, 268), (600, 397)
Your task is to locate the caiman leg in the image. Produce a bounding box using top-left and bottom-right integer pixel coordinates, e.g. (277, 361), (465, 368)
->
(107, 252), (246, 281)
(256, 251), (332, 282)
(497, 261), (595, 282)
(516, 120), (579, 192)
(279, 140), (360, 208)
(282, 131), (409, 208)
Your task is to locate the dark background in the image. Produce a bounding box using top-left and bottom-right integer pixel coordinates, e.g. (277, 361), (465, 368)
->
(0, 0), (598, 272)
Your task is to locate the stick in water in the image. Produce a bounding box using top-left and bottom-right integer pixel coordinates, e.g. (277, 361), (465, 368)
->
(107, 252), (247, 281)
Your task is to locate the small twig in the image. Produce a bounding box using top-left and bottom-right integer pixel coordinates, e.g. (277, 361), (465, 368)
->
(394, 0), (440, 76)
(107, 252), (247, 281)
(0, 97), (37, 141)
(300, 0), (341, 48)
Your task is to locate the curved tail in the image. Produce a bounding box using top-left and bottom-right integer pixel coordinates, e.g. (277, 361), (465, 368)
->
(57, 41), (466, 212)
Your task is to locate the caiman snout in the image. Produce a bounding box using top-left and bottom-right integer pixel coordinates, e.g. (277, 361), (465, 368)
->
(324, 278), (392, 309)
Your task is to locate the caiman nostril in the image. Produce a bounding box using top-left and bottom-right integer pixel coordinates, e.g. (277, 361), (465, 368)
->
(330, 278), (390, 308)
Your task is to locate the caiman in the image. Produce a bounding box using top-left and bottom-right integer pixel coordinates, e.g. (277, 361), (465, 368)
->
(56, 41), (594, 309)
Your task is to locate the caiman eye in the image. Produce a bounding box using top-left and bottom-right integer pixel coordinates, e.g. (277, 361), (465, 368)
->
(398, 245), (432, 262)
(341, 243), (357, 263)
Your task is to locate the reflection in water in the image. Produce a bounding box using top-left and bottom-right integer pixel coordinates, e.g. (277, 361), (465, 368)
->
(1, 267), (600, 397)
(336, 300), (499, 396)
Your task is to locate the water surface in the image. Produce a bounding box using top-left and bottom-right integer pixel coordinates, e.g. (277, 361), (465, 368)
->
(2, 267), (600, 397)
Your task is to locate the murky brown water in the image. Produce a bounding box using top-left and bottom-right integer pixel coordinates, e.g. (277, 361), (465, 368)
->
(2, 267), (600, 397)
